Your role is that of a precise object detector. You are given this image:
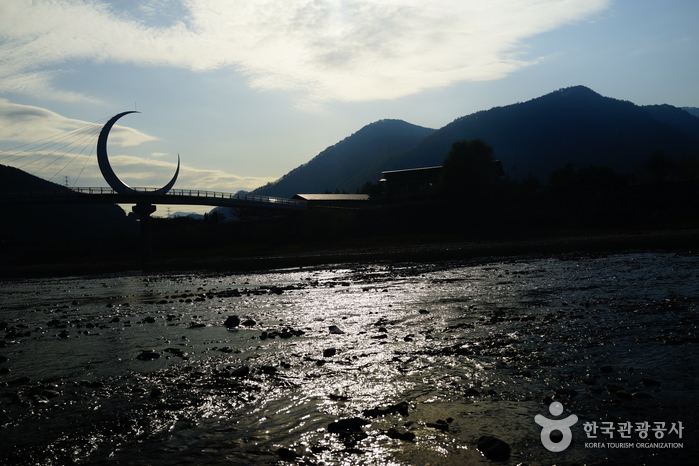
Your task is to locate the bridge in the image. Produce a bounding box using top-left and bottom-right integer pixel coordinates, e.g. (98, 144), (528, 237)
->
(0, 186), (307, 211)
(0, 111), (308, 271)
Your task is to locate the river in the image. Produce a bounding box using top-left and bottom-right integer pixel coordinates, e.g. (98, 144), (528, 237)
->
(0, 251), (697, 465)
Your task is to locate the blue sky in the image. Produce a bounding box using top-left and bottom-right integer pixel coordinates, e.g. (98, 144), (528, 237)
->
(0, 0), (697, 213)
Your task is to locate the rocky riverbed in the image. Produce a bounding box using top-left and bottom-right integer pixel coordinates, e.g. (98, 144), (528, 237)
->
(0, 251), (697, 465)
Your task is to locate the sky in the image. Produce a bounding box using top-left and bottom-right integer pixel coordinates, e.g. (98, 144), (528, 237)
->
(0, 0), (697, 214)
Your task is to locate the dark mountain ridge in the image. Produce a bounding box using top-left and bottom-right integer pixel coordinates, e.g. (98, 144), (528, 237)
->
(253, 119), (435, 197)
(386, 86), (699, 181)
(0, 164), (134, 241)
(255, 86), (699, 196)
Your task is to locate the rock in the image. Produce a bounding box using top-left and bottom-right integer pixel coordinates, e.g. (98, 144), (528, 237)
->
(9, 376), (31, 385)
(41, 389), (61, 398)
(0, 355), (8, 363)
(136, 351), (160, 360)
(465, 388), (480, 397)
(363, 401), (410, 418)
(144, 316), (156, 323)
(600, 365), (614, 373)
(323, 348), (337, 358)
(418, 309), (430, 314)
(0, 367), (9, 375)
(224, 315), (240, 328)
(386, 427), (415, 441)
(327, 417), (370, 434)
(477, 436), (511, 461)
(641, 377), (660, 387)
(259, 365), (277, 375)
(615, 390), (633, 400)
(276, 447), (299, 459)
(241, 319), (256, 327)
(426, 420), (449, 431)
(230, 366), (250, 378)
(329, 325), (345, 335)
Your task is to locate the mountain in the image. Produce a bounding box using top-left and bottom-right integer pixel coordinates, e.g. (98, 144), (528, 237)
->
(385, 86), (699, 182)
(683, 107), (699, 118)
(0, 164), (135, 240)
(254, 86), (699, 195)
(253, 119), (435, 197)
(169, 211), (205, 220)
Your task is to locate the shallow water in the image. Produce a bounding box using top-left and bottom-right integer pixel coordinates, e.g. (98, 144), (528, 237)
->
(0, 252), (697, 465)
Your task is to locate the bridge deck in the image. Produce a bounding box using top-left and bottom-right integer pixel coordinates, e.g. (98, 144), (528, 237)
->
(0, 187), (307, 211)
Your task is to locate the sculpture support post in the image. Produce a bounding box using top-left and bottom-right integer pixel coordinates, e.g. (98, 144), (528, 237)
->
(132, 203), (157, 271)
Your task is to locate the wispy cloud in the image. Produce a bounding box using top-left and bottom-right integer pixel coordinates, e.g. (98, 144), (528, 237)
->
(0, 100), (274, 191)
(5, 151), (275, 192)
(0, 0), (610, 104)
(0, 99), (156, 146)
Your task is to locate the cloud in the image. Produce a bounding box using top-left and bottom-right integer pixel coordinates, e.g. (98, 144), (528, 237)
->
(0, 100), (274, 191)
(0, 99), (156, 146)
(14, 152), (273, 192)
(0, 0), (611, 104)
(92, 155), (275, 192)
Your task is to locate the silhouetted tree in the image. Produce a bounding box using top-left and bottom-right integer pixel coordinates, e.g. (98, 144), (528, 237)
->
(548, 163), (628, 191)
(519, 172), (543, 193)
(674, 154), (699, 182)
(358, 181), (383, 199)
(438, 139), (498, 194)
(639, 150), (674, 183)
(547, 162), (578, 191)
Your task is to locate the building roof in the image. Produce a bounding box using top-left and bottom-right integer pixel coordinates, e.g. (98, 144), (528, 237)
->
(381, 166), (443, 175)
(291, 194), (370, 201)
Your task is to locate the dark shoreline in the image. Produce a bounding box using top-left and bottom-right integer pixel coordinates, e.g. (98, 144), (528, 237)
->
(2, 227), (697, 278)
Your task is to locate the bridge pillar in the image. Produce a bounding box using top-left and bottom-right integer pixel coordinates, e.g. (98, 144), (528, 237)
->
(132, 202), (157, 271)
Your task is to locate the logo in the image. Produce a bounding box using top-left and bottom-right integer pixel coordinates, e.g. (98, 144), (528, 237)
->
(535, 402), (578, 452)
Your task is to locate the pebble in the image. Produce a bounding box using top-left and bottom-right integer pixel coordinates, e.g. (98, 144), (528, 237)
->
(641, 377), (660, 387)
(363, 401), (409, 417)
(327, 417), (369, 434)
(224, 315), (240, 328)
(328, 325), (345, 335)
(275, 447), (299, 459)
(386, 427), (415, 441)
(477, 435), (511, 461)
(426, 420), (450, 431)
(230, 366), (250, 378)
(136, 351), (160, 360)
(323, 348), (337, 358)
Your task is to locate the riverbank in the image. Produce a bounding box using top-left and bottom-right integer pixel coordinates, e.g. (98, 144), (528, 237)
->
(2, 225), (697, 278)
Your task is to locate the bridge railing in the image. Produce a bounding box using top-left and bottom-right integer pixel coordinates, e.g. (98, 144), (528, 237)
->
(0, 187), (306, 208)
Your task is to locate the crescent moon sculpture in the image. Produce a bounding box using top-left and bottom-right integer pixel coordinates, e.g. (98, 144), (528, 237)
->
(97, 111), (180, 195)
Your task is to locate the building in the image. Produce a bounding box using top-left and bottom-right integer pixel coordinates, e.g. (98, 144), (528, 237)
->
(379, 161), (505, 198)
(379, 166), (443, 197)
(291, 193), (370, 208)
